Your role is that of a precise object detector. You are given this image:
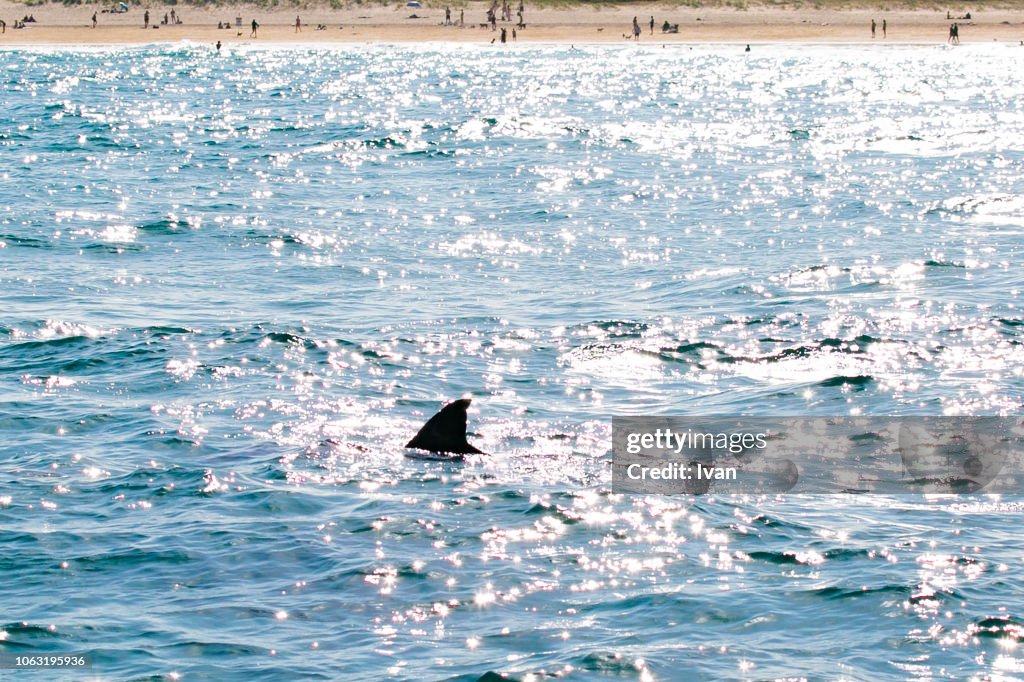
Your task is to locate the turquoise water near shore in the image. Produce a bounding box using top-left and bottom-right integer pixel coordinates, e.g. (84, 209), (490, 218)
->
(2, 43), (1024, 680)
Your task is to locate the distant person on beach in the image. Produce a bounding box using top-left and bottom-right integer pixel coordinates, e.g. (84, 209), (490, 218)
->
(460, 9), (464, 26)
(871, 19), (876, 38)
(745, 43), (751, 52)
(512, 28), (516, 40)
(445, 6), (451, 25)
(649, 16), (654, 35)
(92, 11), (97, 27)
(882, 19), (887, 37)
(632, 16), (640, 40)
(251, 19), (259, 37)
(948, 22), (959, 44)
(1, 19), (5, 33)
(143, 10), (149, 28)
(500, 27), (506, 43)
(216, 40), (221, 51)
(295, 15), (301, 32)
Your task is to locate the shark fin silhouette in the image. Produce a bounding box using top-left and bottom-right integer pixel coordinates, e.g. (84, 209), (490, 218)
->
(406, 398), (485, 456)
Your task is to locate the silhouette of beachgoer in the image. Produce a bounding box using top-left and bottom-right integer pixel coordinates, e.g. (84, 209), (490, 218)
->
(649, 15), (654, 35)
(948, 22), (959, 44)
(251, 18), (258, 37)
(882, 19), (887, 37)
(1, 19), (6, 32)
(445, 6), (451, 25)
(745, 43), (751, 52)
(92, 11), (97, 27)
(295, 15), (301, 32)
(871, 19), (876, 38)
(216, 39), (221, 51)
(460, 9), (464, 26)
(143, 10), (149, 28)
(632, 16), (640, 40)
(500, 27), (506, 43)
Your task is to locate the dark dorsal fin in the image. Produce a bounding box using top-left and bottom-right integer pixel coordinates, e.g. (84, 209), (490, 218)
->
(406, 398), (485, 455)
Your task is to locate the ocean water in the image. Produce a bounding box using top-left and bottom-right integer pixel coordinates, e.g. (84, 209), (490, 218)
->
(2, 42), (1024, 681)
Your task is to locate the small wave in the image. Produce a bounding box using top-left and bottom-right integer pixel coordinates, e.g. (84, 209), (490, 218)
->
(263, 331), (317, 348)
(139, 218), (184, 234)
(974, 616), (1024, 641)
(812, 584), (911, 600)
(363, 136), (405, 149)
(817, 374), (873, 388)
(0, 233), (52, 249)
(578, 651), (646, 673)
(144, 326), (198, 336)
(72, 548), (193, 571)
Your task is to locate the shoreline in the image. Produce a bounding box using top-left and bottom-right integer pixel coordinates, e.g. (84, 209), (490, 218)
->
(1, 2), (1023, 45)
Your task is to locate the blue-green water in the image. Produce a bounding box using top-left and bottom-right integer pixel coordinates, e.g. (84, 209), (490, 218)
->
(2, 43), (1024, 681)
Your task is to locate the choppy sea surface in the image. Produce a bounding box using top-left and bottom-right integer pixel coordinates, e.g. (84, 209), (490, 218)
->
(2, 42), (1024, 681)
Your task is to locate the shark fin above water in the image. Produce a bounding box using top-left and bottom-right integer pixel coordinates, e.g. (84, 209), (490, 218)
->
(405, 398), (485, 456)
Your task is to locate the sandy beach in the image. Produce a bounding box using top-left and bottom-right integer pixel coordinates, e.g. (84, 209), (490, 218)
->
(1, 0), (1023, 45)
